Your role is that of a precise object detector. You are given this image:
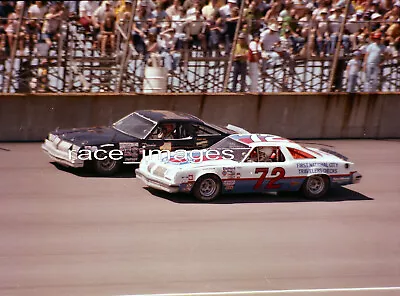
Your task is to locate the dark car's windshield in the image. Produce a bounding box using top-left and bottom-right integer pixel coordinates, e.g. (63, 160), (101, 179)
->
(209, 137), (251, 162)
(112, 113), (156, 139)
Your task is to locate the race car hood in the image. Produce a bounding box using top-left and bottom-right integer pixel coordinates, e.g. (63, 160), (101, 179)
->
(50, 126), (138, 146)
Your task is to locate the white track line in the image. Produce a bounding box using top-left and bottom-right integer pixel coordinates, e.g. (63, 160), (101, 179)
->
(119, 286), (400, 296)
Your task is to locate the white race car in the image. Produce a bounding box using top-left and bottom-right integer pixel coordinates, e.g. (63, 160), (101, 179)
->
(135, 134), (362, 201)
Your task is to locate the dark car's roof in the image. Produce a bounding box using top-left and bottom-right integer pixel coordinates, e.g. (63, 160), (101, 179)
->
(135, 110), (204, 124)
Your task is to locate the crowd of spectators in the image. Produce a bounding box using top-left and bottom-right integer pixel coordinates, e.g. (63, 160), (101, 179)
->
(0, 0), (399, 92)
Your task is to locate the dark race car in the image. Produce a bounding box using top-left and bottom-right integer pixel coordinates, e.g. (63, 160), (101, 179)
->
(42, 110), (248, 176)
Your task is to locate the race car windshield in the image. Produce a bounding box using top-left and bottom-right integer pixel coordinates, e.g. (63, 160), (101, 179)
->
(209, 137), (251, 162)
(112, 113), (156, 138)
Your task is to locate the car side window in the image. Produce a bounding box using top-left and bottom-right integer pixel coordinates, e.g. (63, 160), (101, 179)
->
(193, 124), (222, 137)
(245, 147), (285, 163)
(148, 123), (179, 140)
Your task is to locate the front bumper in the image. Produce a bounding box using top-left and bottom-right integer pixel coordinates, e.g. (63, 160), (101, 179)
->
(352, 171), (362, 184)
(135, 168), (180, 193)
(42, 139), (84, 168)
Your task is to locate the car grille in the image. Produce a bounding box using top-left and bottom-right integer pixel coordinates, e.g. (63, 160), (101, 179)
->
(153, 166), (167, 177)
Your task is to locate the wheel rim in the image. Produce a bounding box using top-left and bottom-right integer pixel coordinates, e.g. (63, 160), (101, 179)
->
(99, 158), (116, 171)
(306, 176), (325, 195)
(199, 178), (217, 198)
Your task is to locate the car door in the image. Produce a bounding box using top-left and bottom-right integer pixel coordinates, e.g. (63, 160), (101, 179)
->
(235, 146), (290, 193)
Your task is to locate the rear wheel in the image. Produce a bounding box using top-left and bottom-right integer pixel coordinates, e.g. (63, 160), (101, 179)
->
(192, 175), (221, 202)
(301, 175), (329, 199)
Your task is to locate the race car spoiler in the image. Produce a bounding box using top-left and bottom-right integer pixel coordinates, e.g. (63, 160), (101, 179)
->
(226, 124), (249, 134)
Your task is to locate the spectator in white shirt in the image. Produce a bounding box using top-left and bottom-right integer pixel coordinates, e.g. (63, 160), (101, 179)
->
(219, 0), (237, 18)
(202, 0), (219, 20)
(248, 33), (262, 92)
(346, 50), (362, 92)
(28, 1), (48, 20)
(184, 9), (207, 52)
(166, 0), (182, 18)
(79, 1), (99, 31)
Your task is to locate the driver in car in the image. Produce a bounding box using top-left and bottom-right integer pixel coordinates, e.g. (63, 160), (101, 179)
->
(158, 123), (176, 139)
(247, 147), (277, 162)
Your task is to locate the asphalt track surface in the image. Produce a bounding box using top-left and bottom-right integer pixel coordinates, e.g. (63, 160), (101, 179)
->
(0, 140), (399, 296)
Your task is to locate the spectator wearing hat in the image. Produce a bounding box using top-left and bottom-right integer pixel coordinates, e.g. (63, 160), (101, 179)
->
(260, 23), (280, 71)
(248, 33), (262, 92)
(260, 23), (280, 51)
(363, 32), (386, 91)
(232, 32), (248, 92)
(219, 0), (236, 18)
(346, 50), (362, 92)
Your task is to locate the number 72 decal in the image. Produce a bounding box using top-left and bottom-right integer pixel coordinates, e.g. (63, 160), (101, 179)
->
(253, 167), (286, 190)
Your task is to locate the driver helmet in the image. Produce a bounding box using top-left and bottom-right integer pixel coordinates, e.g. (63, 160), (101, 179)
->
(162, 123), (175, 133)
(249, 149), (258, 161)
(259, 147), (273, 162)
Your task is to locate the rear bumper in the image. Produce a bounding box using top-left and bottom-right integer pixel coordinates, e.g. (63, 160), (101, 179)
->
(42, 139), (84, 168)
(135, 169), (180, 193)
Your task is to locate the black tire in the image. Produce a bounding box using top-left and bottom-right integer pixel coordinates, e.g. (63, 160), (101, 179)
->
(93, 152), (122, 176)
(301, 175), (330, 199)
(192, 175), (221, 202)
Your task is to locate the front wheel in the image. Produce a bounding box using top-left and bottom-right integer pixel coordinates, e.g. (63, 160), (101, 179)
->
(192, 175), (221, 202)
(301, 175), (330, 199)
(93, 156), (121, 176)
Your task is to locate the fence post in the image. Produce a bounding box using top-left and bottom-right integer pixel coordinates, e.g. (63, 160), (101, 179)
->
(327, 0), (351, 92)
(222, 0), (246, 92)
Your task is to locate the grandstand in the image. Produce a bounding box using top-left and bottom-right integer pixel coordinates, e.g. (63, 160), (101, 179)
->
(0, 0), (400, 93)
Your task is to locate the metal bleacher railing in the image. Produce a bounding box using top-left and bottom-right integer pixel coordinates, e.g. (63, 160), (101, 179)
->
(1, 8), (400, 94)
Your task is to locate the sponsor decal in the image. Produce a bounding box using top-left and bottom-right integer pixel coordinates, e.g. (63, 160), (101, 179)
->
(120, 142), (139, 161)
(223, 180), (236, 186)
(180, 182), (194, 192)
(188, 174), (194, 181)
(222, 167), (236, 177)
(332, 176), (351, 183)
(296, 162), (338, 174)
(223, 180), (236, 191)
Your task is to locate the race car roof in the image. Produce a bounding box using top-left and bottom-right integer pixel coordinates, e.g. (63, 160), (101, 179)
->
(230, 134), (295, 146)
(136, 110), (203, 124)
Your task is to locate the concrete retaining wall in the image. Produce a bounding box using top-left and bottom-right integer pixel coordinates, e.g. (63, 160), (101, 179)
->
(0, 93), (399, 141)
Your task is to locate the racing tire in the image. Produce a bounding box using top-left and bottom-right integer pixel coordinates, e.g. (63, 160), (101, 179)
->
(301, 175), (330, 199)
(192, 175), (221, 202)
(93, 156), (122, 176)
